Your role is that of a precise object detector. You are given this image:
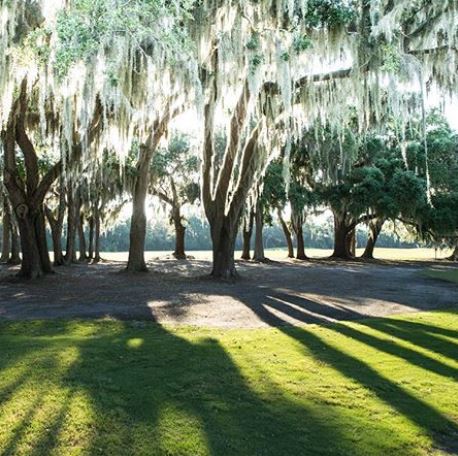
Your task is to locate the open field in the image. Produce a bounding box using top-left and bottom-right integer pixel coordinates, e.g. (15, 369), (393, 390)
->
(100, 247), (455, 262)
(0, 311), (457, 456)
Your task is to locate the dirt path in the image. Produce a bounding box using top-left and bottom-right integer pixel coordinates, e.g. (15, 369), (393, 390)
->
(0, 258), (457, 327)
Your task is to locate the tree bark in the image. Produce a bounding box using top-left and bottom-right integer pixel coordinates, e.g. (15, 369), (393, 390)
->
(127, 161), (148, 271)
(47, 215), (64, 266)
(291, 210), (307, 260)
(447, 244), (458, 261)
(13, 206), (51, 278)
(295, 224), (308, 260)
(278, 208), (294, 258)
(64, 183), (78, 265)
(211, 220), (238, 279)
(241, 210), (254, 260)
(15, 211), (43, 278)
(332, 212), (353, 259)
(362, 218), (385, 259)
(1, 198), (11, 262)
(253, 200), (266, 262)
(346, 229), (356, 257)
(88, 216), (95, 259)
(94, 203), (102, 263)
(77, 208), (88, 261)
(45, 192), (66, 267)
(35, 207), (53, 273)
(171, 205), (186, 260)
(9, 221), (21, 265)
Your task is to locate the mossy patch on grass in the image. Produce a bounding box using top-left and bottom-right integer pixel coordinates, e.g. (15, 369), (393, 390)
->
(0, 311), (457, 455)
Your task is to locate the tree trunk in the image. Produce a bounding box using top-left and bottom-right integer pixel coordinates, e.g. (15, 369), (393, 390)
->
(291, 211), (307, 260)
(51, 223), (64, 266)
(9, 221), (21, 265)
(94, 204), (102, 263)
(14, 206), (51, 279)
(64, 183), (78, 265)
(253, 201), (266, 262)
(127, 109), (172, 272)
(1, 198), (11, 262)
(447, 244), (458, 261)
(78, 211), (88, 261)
(294, 224), (308, 260)
(241, 211), (254, 260)
(332, 213), (352, 259)
(127, 148), (149, 272)
(45, 205), (64, 266)
(172, 206), (186, 259)
(362, 218), (385, 259)
(35, 207), (53, 273)
(346, 229), (356, 257)
(211, 221), (238, 279)
(278, 208), (294, 258)
(88, 216), (94, 259)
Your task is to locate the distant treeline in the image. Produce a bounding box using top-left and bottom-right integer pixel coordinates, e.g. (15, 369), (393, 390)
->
(93, 216), (417, 252)
(0, 216), (426, 255)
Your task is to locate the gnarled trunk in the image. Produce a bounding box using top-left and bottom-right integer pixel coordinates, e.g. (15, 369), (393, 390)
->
(278, 208), (294, 258)
(15, 205), (51, 279)
(241, 210), (254, 260)
(211, 220), (238, 279)
(362, 218), (385, 259)
(332, 212), (353, 259)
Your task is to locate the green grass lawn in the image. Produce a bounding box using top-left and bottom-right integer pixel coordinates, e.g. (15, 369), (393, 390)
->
(0, 312), (457, 456)
(423, 268), (458, 285)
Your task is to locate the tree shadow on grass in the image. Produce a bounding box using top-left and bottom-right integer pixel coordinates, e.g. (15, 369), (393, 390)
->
(1, 288), (457, 454)
(232, 291), (458, 453)
(0, 320), (381, 456)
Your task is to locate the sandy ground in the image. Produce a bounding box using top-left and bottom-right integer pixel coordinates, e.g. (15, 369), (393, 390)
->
(0, 251), (457, 327)
(102, 247), (454, 262)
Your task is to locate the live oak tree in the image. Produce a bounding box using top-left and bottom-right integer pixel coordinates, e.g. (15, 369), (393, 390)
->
(262, 160), (294, 258)
(151, 134), (201, 259)
(412, 114), (458, 259)
(1, 0), (457, 279)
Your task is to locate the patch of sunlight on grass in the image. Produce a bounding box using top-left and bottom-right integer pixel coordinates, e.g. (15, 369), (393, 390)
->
(48, 389), (96, 456)
(126, 338), (144, 349)
(0, 311), (457, 455)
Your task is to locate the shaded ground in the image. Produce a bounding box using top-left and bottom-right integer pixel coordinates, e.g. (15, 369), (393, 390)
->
(1, 257), (457, 326)
(0, 312), (457, 455)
